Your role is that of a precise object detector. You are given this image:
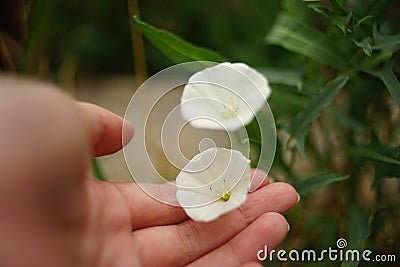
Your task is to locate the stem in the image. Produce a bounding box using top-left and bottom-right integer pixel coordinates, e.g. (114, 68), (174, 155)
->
(91, 158), (107, 181)
(127, 0), (147, 87)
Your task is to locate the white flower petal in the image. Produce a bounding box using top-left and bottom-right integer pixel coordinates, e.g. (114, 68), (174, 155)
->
(176, 147), (251, 222)
(180, 62), (271, 131)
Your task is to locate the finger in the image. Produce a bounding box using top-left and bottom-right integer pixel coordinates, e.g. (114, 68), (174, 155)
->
(115, 169), (271, 230)
(240, 263), (263, 267)
(249, 169), (269, 192)
(130, 182), (297, 267)
(189, 213), (289, 266)
(113, 182), (188, 229)
(77, 102), (134, 156)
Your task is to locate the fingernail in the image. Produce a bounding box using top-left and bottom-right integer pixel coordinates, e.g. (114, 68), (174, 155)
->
(287, 223), (291, 232)
(249, 169), (267, 192)
(297, 193), (301, 203)
(122, 120), (135, 146)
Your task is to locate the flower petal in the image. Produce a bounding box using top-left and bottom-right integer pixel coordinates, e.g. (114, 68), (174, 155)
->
(180, 62), (271, 131)
(176, 147), (251, 222)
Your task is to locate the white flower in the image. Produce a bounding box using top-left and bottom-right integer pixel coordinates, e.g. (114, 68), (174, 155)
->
(180, 62), (271, 131)
(176, 147), (251, 222)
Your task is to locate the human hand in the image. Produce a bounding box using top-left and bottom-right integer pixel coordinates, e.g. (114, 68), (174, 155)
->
(0, 76), (298, 267)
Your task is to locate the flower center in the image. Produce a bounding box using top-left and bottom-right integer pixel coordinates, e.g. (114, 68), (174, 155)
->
(221, 97), (239, 119)
(220, 191), (231, 202)
(221, 109), (237, 119)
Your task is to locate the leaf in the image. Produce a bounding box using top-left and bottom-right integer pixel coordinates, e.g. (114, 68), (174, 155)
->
(329, 0), (347, 14)
(353, 38), (372, 57)
(294, 173), (350, 198)
(372, 23), (400, 52)
(283, 76), (349, 157)
(347, 132), (400, 186)
(133, 16), (224, 63)
(259, 67), (304, 90)
(353, 15), (373, 31)
(360, 50), (392, 69)
(265, 14), (346, 69)
(309, 4), (352, 34)
(340, 206), (371, 267)
(377, 59), (400, 107)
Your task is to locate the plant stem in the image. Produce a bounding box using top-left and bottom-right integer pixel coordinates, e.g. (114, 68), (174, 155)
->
(127, 0), (147, 87)
(91, 158), (107, 181)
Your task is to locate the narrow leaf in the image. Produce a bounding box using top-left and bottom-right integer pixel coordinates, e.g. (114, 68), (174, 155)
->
(353, 38), (372, 57)
(360, 50), (392, 68)
(133, 16), (224, 63)
(266, 14), (346, 69)
(329, 0), (347, 14)
(284, 76), (349, 157)
(347, 132), (400, 186)
(340, 206), (371, 267)
(372, 23), (400, 52)
(347, 147), (400, 166)
(353, 15), (373, 31)
(377, 59), (400, 107)
(309, 4), (351, 34)
(294, 173), (350, 198)
(259, 67), (304, 90)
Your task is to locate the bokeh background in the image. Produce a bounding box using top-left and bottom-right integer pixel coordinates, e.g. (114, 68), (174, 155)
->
(1, 0), (399, 266)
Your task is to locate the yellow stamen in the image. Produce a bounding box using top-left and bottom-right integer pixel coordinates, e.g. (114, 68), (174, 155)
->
(220, 191), (231, 202)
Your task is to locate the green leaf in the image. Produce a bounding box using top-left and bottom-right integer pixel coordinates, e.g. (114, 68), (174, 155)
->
(340, 206), (371, 267)
(259, 67), (304, 90)
(353, 15), (374, 32)
(294, 173), (350, 198)
(377, 59), (400, 107)
(133, 16), (224, 63)
(353, 37), (372, 57)
(372, 23), (400, 52)
(347, 132), (400, 186)
(360, 50), (392, 68)
(329, 0), (347, 14)
(283, 76), (349, 157)
(265, 14), (346, 69)
(309, 4), (352, 34)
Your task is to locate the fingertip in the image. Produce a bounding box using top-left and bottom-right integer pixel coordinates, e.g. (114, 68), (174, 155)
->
(270, 182), (299, 207)
(249, 169), (269, 192)
(77, 102), (130, 156)
(258, 212), (289, 244)
(122, 119), (135, 146)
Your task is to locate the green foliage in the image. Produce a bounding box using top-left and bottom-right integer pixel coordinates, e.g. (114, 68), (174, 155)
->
(131, 1), (400, 265)
(133, 16), (224, 64)
(340, 206), (372, 267)
(132, 2), (400, 263)
(308, 4), (352, 34)
(377, 60), (400, 107)
(294, 173), (350, 198)
(283, 77), (349, 157)
(348, 132), (400, 186)
(372, 23), (400, 51)
(22, 0), (399, 265)
(265, 14), (347, 69)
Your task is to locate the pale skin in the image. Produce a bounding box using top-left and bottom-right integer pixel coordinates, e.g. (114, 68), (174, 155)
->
(0, 76), (298, 267)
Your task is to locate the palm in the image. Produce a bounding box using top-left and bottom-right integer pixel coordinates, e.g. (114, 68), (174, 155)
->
(88, 177), (297, 267)
(0, 82), (298, 267)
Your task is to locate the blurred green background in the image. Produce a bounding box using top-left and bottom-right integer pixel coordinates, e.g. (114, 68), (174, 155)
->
(1, 0), (399, 266)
